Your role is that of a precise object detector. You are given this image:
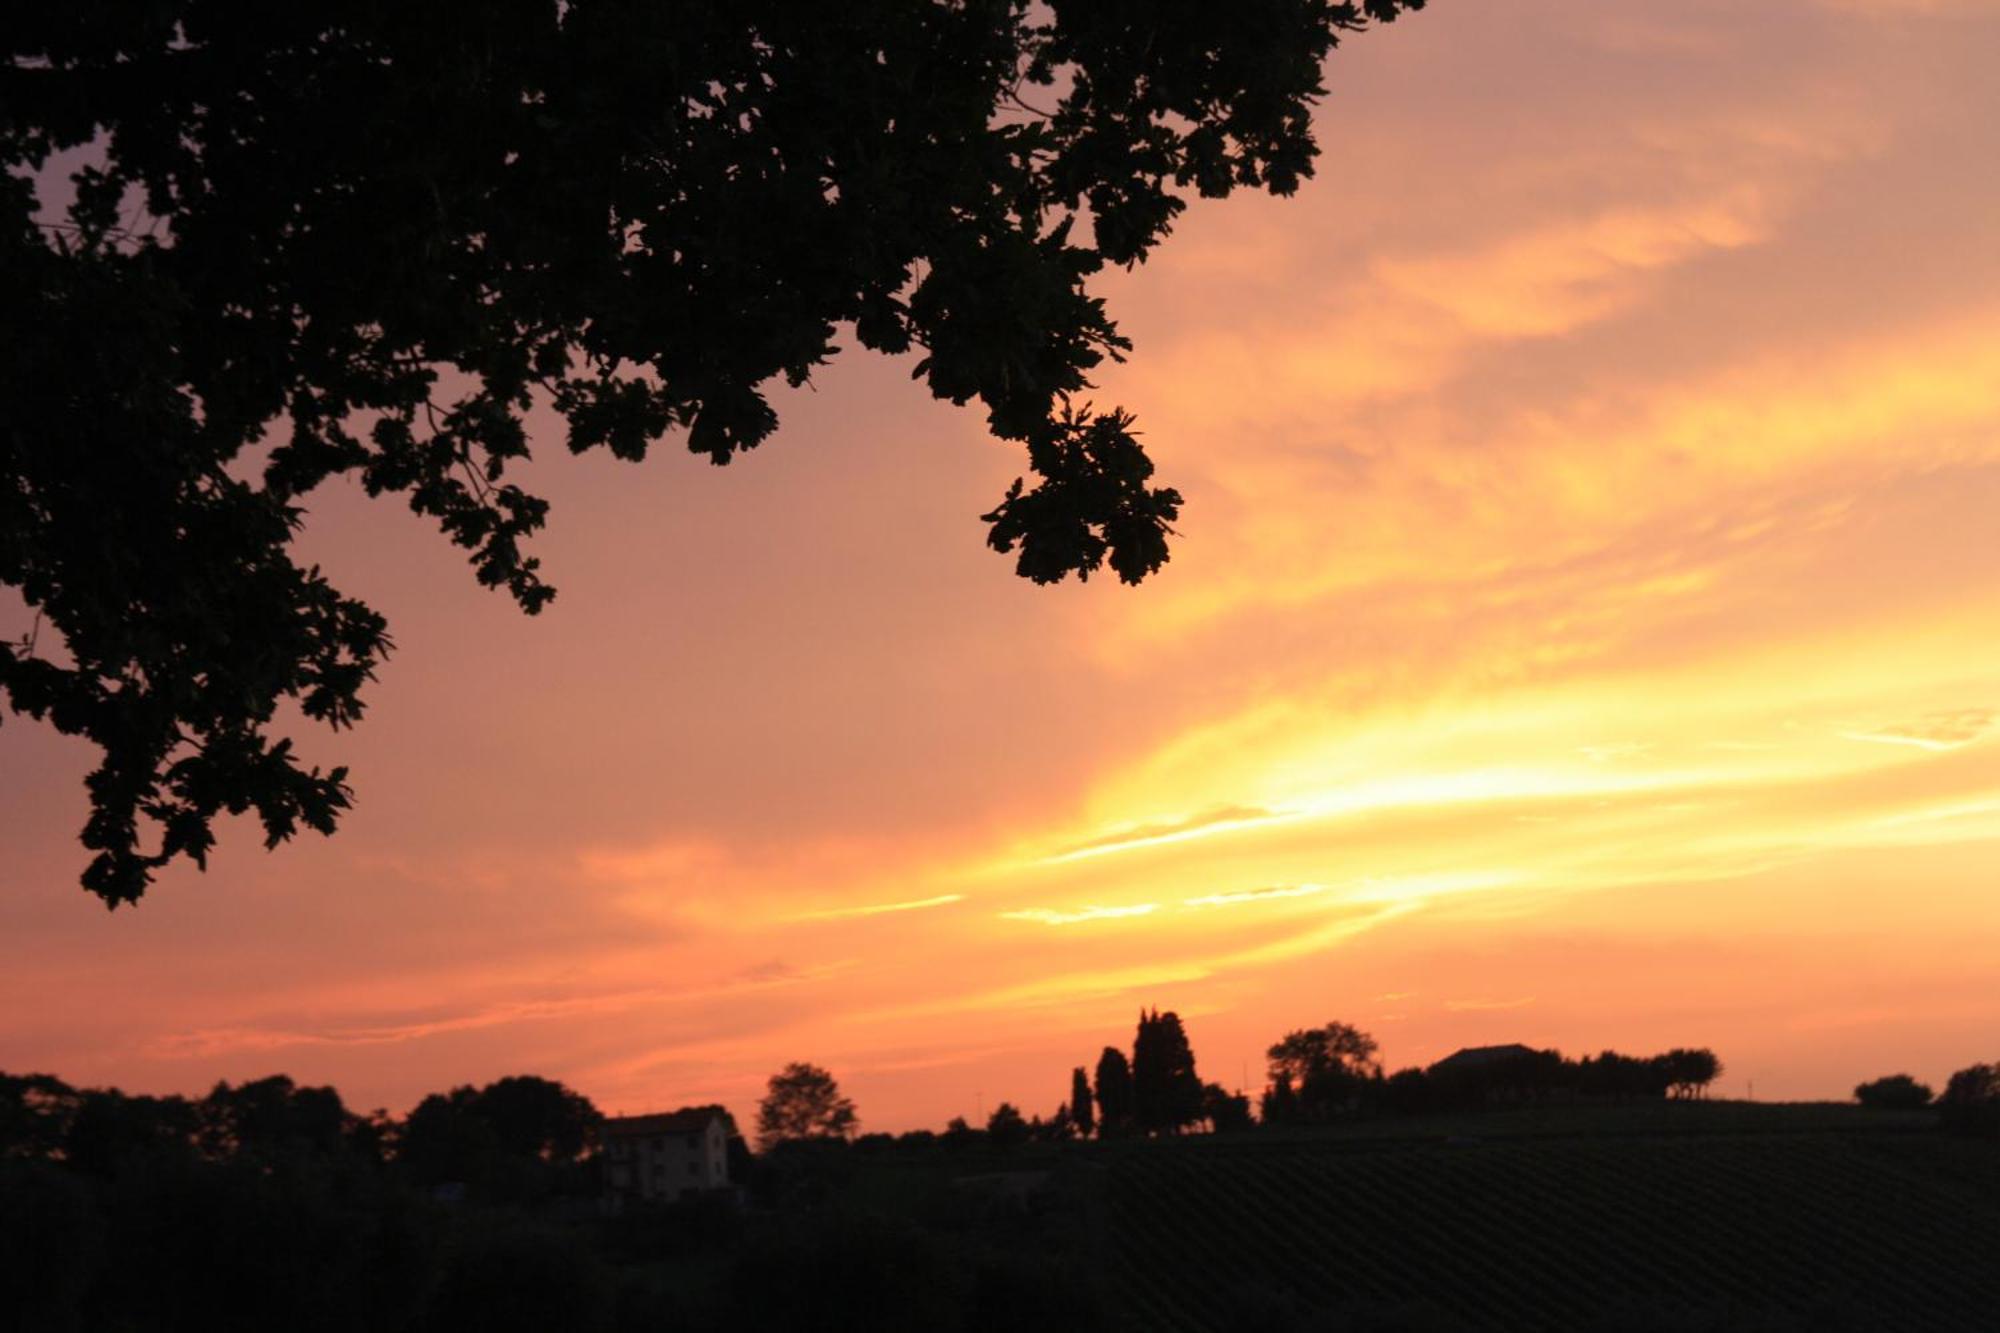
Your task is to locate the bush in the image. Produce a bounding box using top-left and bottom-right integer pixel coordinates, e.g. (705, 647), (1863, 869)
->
(1938, 1063), (2000, 1138)
(1853, 1074), (1933, 1110)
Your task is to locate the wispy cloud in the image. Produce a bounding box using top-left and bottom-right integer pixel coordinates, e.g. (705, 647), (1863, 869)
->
(1045, 805), (1281, 863)
(1185, 883), (1330, 908)
(997, 903), (1161, 926)
(144, 963), (846, 1061)
(790, 893), (965, 922)
(1839, 709), (1993, 752)
(1373, 190), (1775, 339)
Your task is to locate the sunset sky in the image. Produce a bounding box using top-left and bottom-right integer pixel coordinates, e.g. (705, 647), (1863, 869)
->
(5, 0), (2000, 1131)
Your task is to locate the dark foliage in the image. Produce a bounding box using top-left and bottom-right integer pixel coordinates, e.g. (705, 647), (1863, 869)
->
(9, 1051), (1994, 1333)
(1426, 1046), (1569, 1109)
(1262, 1071), (1300, 1125)
(1380, 1068), (1436, 1116)
(0, 1070), (82, 1159)
(1257, 1031), (1726, 1123)
(196, 1074), (357, 1161)
(1937, 1062), (2000, 1138)
(1, 0), (1423, 905)
(1264, 1021), (1381, 1124)
(64, 1087), (200, 1176)
(1132, 1008), (1206, 1135)
(1658, 1048), (1725, 1100)
(397, 1073), (601, 1198)
(1203, 1083), (1255, 1134)
(756, 1061), (858, 1150)
(1094, 1046), (1135, 1139)
(986, 1101), (1030, 1148)
(1070, 1064), (1096, 1138)
(1854, 1073), (1934, 1111)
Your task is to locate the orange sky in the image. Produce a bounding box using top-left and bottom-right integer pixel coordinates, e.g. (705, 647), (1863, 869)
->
(5, 0), (2000, 1131)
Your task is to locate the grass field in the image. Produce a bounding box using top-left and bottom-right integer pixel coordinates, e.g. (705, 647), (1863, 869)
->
(1093, 1103), (2000, 1332)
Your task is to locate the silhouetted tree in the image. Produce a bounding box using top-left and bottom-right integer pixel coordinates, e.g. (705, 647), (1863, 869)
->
(1576, 1050), (1671, 1102)
(4, 0), (1426, 906)
(986, 1102), (1029, 1149)
(1203, 1084), (1255, 1134)
(1133, 1009), (1206, 1135)
(1383, 1067), (1436, 1116)
(1070, 1066), (1096, 1139)
(1938, 1062), (2000, 1138)
(1034, 1107), (1073, 1143)
(397, 1087), (499, 1188)
(0, 1072), (80, 1159)
(471, 1074), (601, 1162)
(1266, 1021), (1380, 1122)
(756, 1062), (857, 1151)
(197, 1074), (356, 1162)
(1268, 1022), (1381, 1086)
(1660, 1049), (1723, 1100)
(1261, 1072), (1300, 1126)
(64, 1088), (198, 1176)
(395, 1074), (600, 1191)
(1095, 1047), (1136, 1138)
(1854, 1074), (1934, 1110)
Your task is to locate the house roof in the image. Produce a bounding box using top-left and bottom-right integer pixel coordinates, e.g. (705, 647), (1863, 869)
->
(1427, 1043), (1540, 1075)
(603, 1106), (728, 1137)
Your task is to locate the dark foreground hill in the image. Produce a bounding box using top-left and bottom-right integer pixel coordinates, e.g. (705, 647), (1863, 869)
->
(1096, 1102), (2000, 1332)
(9, 1092), (1996, 1331)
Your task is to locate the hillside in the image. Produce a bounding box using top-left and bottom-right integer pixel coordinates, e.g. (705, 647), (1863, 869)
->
(1096, 1103), (2000, 1332)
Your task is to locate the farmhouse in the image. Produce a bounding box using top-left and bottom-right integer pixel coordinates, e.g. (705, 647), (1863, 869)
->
(1427, 1043), (1538, 1077)
(1427, 1043), (1569, 1105)
(601, 1106), (731, 1202)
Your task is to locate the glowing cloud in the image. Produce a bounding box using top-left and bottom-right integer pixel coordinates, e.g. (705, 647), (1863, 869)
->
(790, 893), (966, 922)
(998, 904), (1162, 927)
(1185, 883), (1332, 908)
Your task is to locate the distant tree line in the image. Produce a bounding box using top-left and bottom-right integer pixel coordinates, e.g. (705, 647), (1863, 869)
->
(0, 1066), (1096, 1332)
(0, 1069), (608, 1197)
(8, 1035), (1998, 1333)
(910, 1015), (1732, 1144)
(1056, 1009), (1251, 1139)
(1849, 1064), (2000, 1137)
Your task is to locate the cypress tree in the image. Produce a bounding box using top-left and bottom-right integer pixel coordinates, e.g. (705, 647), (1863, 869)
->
(1094, 1047), (1135, 1138)
(1070, 1066), (1096, 1138)
(1132, 1009), (1205, 1135)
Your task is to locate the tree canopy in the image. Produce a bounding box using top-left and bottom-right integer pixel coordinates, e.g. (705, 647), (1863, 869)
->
(397, 1073), (601, 1188)
(1853, 1073), (1934, 1111)
(755, 1061), (857, 1150)
(1131, 1007), (1204, 1134)
(1, 0), (1424, 905)
(1938, 1061), (2000, 1138)
(1069, 1064), (1095, 1138)
(1093, 1045), (1135, 1139)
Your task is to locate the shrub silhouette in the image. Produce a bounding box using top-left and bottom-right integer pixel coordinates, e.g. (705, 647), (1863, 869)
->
(1853, 1074), (1934, 1110)
(1937, 1062), (2000, 1138)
